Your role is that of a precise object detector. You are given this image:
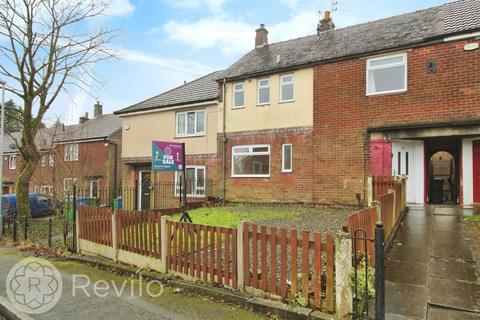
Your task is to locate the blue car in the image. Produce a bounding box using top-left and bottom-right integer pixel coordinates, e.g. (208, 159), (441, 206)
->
(1, 193), (57, 218)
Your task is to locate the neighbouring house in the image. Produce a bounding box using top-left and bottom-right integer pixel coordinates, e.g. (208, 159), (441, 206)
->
(2, 102), (122, 203)
(218, 0), (480, 206)
(114, 71), (223, 210)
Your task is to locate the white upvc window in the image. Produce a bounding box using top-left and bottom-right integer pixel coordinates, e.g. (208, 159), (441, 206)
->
(175, 166), (206, 197)
(232, 145), (270, 177)
(176, 110), (205, 137)
(8, 155), (16, 170)
(64, 143), (79, 162)
(366, 53), (407, 95)
(40, 155), (46, 167)
(49, 154), (54, 167)
(36, 185), (53, 195)
(63, 177), (77, 193)
(280, 74), (294, 102)
(90, 180), (99, 198)
(281, 143), (293, 172)
(233, 82), (245, 109)
(257, 78), (270, 105)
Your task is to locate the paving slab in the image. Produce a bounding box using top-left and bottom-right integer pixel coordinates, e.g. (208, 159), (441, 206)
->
(431, 231), (464, 245)
(430, 257), (479, 282)
(385, 280), (428, 319)
(386, 260), (428, 286)
(433, 207), (462, 216)
(429, 277), (480, 313)
(432, 241), (474, 260)
(428, 307), (480, 320)
(388, 244), (430, 263)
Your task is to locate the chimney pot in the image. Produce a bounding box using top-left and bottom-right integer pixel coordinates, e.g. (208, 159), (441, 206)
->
(255, 24), (268, 48)
(317, 10), (335, 35)
(94, 101), (103, 119)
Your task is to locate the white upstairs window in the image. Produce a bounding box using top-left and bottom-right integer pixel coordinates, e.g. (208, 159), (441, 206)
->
(257, 78), (270, 105)
(8, 155), (16, 169)
(366, 53), (407, 95)
(233, 82), (245, 108)
(280, 74), (294, 102)
(64, 143), (79, 162)
(176, 110), (205, 137)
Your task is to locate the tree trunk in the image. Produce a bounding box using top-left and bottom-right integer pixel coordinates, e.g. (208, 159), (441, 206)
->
(15, 140), (40, 218)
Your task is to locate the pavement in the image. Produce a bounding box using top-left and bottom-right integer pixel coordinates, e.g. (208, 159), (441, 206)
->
(385, 205), (480, 320)
(0, 247), (266, 320)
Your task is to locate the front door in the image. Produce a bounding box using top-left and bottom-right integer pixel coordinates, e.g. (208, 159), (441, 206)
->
(473, 141), (480, 203)
(392, 140), (424, 204)
(139, 171), (151, 210)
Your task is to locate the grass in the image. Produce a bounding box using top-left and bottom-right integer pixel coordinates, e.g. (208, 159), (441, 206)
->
(168, 205), (307, 228)
(464, 215), (480, 222)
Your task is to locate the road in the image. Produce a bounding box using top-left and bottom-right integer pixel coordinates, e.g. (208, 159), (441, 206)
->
(0, 247), (266, 320)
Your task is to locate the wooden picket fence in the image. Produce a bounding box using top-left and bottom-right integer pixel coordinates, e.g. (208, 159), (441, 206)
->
(242, 223), (335, 312)
(378, 192), (395, 239)
(116, 210), (162, 258)
(78, 206), (113, 246)
(166, 221), (238, 289)
(347, 207), (377, 266)
(372, 176), (397, 200)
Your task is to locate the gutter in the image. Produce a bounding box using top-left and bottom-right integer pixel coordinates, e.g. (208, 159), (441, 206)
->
(367, 118), (480, 133)
(114, 99), (218, 117)
(222, 78), (227, 201)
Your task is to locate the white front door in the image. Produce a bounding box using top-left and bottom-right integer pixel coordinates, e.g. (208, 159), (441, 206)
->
(392, 140), (424, 204)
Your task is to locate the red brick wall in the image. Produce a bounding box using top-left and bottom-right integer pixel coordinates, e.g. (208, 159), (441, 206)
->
(220, 127), (313, 203)
(313, 40), (480, 204)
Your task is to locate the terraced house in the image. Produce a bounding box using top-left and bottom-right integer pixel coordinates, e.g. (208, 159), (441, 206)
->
(218, 0), (480, 206)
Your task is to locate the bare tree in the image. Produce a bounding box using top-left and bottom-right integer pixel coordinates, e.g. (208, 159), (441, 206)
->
(0, 0), (116, 216)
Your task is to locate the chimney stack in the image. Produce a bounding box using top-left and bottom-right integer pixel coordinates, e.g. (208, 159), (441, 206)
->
(255, 24), (268, 48)
(94, 101), (103, 119)
(317, 10), (335, 34)
(79, 112), (89, 124)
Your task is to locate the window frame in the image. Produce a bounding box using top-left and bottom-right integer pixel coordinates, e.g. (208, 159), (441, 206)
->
(8, 155), (16, 170)
(231, 144), (271, 178)
(232, 82), (245, 109)
(257, 78), (271, 106)
(63, 177), (77, 193)
(366, 52), (407, 96)
(280, 74), (295, 103)
(281, 143), (293, 173)
(64, 143), (79, 162)
(176, 110), (206, 137)
(174, 165), (206, 198)
(40, 154), (46, 167)
(49, 154), (54, 167)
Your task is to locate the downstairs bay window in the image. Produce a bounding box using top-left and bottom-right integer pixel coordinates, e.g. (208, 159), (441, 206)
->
(232, 145), (270, 177)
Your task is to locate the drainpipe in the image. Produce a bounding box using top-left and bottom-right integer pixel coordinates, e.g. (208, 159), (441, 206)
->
(222, 78), (227, 201)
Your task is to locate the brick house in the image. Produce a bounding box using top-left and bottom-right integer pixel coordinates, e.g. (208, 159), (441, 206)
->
(114, 71), (223, 210)
(2, 102), (122, 201)
(218, 0), (480, 206)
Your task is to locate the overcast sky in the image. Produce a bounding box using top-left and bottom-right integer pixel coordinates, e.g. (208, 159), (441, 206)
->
(1, 0), (452, 124)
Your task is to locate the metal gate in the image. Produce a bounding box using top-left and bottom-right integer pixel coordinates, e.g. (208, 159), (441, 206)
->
(351, 222), (385, 320)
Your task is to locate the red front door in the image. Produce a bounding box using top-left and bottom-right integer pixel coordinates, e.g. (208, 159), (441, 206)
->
(473, 140), (480, 203)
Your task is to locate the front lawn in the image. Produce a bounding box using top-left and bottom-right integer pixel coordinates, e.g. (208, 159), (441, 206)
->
(169, 204), (354, 234)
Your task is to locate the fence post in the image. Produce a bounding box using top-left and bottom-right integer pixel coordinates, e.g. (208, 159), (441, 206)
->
(0, 212), (3, 238)
(375, 221), (385, 320)
(367, 176), (373, 206)
(237, 221), (245, 291)
(160, 215), (168, 273)
(372, 200), (381, 221)
(389, 188), (396, 224)
(135, 179), (139, 211)
(73, 184), (77, 252)
(12, 214), (17, 243)
(48, 218), (52, 248)
(24, 216), (28, 241)
(335, 231), (353, 318)
(111, 210), (118, 262)
(75, 205), (80, 253)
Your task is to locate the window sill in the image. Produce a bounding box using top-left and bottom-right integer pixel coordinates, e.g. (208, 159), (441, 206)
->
(366, 89), (407, 97)
(279, 99), (295, 104)
(256, 103), (270, 107)
(231, 174), (270, 178)
(232, 106), (245, 110)
(175, 133), (206, 139)
(281, 170), (293, 173)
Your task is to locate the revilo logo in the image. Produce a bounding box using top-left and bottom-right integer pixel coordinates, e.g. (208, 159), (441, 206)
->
(6, 257), (63, 314)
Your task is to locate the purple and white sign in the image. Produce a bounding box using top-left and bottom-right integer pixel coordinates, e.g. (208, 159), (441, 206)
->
(152, 141), (184, 172)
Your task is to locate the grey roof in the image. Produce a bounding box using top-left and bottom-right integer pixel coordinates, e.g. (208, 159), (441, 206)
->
(54, 114), (122, 143)
(222, 0), (480, 80)
(4, 114), (122, 152)
(115, 70), (225, 115)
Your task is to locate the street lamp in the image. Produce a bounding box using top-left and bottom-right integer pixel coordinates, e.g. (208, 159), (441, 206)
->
(0, 79), (5, 219)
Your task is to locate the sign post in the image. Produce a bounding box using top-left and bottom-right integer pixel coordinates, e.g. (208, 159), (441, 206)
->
(152, 141), (192, 222)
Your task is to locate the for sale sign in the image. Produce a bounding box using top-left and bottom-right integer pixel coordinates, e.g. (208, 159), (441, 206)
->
(152, 141), (184, 172)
